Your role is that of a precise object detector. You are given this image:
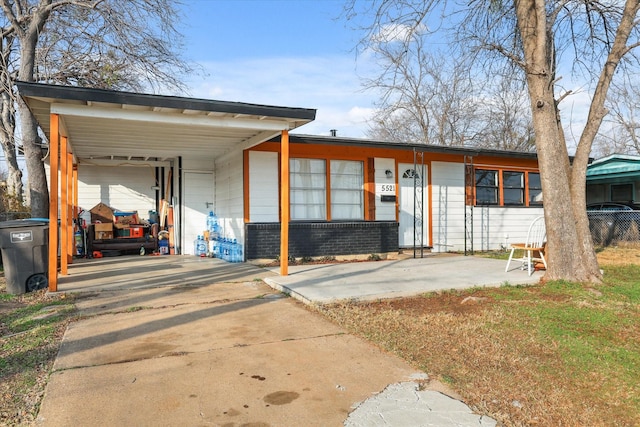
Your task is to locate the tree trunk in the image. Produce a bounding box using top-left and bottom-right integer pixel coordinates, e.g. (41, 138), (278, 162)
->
(16, 6), (50, 218)
(515, 0), (602, 283)
(17, 98), (48, 217)
(0, 34), (22, 205)
(0, 91), (23, 206)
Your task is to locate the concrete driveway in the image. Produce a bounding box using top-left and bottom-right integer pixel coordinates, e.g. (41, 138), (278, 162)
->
(34, 254), (523, 425)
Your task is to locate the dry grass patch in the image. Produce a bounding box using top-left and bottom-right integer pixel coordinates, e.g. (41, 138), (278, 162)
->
(596, 245), (640, 266)
(318, 248), (640, 426)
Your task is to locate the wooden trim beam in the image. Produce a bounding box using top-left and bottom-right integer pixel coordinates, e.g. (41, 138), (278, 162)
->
(280, 130), (289, 276)
(48, 114), (59, 292)
(60, 136), (69, 275)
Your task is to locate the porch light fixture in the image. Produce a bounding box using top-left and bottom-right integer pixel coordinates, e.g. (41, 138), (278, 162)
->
(385, 169), (393, 178)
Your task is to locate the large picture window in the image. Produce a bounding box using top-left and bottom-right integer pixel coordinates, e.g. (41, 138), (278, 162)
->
(475, 168), (541, 207)
(290, 158), (326, 220)
(331, 160), (364, 220)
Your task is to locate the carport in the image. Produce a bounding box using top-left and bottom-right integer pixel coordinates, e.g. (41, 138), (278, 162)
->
(17, 82), (316, 291)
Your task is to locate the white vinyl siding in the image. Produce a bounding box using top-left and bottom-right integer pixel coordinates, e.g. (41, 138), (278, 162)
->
(471, 207), (545, 252)
(431, 162), (466, 252)
(249, 151), (279, 222)
(77, 166), (155, 220)
(215, 150), (245, 244)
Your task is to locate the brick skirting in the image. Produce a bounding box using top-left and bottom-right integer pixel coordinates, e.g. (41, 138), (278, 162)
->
(245, 221), (399, 259)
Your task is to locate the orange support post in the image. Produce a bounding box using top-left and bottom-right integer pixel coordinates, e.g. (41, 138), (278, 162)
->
(60, 137), (68, 275)
(280, 130), (290, 276)
(48, 114), (59, 292)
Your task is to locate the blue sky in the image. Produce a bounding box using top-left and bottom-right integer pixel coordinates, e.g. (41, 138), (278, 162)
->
(179, 0), (377, 138)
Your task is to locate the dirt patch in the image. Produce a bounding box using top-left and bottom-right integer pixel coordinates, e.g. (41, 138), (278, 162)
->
(369, 290), (491, 316)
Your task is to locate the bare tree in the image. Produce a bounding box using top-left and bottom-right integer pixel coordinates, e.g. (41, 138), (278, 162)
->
(363, 19), (534, 151)
(346, 0), (640, 283)
(477, 75), (535, 152)
(0, 0), (194, 217)
(593, 78), (640, 156)
(364, 32), (482, 145)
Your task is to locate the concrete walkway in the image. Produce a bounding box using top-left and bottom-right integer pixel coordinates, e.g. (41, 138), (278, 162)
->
(35, 254), (536, 425)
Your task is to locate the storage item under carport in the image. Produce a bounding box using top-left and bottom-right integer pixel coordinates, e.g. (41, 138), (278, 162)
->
(0, 219), (49, 294)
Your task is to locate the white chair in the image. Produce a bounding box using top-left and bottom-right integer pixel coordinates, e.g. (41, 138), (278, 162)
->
(505, 216), (547, 276)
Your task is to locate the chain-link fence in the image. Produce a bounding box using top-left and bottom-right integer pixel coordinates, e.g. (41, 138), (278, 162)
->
(588, 210), (640, 246)
(0, 212), (31, 222)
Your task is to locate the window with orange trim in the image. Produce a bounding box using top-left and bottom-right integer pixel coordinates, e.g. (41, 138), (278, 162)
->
(290, 158), (365, 220)
(475, 168), (542, 207)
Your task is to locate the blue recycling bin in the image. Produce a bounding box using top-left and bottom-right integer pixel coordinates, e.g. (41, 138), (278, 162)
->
(0, 219), (49, 294)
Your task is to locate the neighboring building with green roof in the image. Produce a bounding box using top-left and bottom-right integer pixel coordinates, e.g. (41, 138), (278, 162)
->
(586, 154), (640, 207)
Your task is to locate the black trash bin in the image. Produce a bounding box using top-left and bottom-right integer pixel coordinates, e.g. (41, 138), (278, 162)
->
(0, 219), (49, 294)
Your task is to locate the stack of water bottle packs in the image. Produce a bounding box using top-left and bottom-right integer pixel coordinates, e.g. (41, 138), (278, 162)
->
(193, 211), (243, 262)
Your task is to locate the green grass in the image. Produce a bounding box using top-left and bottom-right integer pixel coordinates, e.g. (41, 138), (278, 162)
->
(319, 262), (640, 426)
(0, 290), (77, 425)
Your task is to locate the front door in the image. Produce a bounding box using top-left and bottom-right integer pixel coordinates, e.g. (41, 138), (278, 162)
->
(399, 163), (428, 248)
(183, 172), (214, 255)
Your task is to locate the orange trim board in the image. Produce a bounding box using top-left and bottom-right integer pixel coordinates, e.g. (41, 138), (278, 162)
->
(251, 141), (540, 169)
(48, 114), (60, 292)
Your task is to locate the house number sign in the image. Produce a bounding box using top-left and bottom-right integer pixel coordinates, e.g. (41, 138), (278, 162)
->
(376, 183), (396, 194)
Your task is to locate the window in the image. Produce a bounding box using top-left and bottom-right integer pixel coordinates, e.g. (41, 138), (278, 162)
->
(290, 158), (326, 220)
(474, 168), (541, 207)
(503, 171), (524, 205)
(528, 173), (543, 205)
(475, 170), (499, 205)
(611, 183), (633, 202)
(331, 160), (363, 220)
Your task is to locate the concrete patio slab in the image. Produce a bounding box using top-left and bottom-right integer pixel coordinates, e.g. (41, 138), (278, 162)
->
(264, 253), (541, 304)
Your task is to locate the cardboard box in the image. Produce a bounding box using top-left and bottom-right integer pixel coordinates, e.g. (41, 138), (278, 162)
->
(96, 231), (114, 240)
(114, 212), (138, 227)
(94, 222), (113, 240)
(90, 203), (114, 224)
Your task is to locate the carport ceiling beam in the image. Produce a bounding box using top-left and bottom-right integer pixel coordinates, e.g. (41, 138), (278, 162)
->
(50, 104), (291, 132)
(77, 158), (172, 167)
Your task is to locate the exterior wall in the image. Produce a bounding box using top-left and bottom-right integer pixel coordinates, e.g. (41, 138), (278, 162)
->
(77, 165), (156, 220)
(470, 206), (545, 251)
(245, 222), (398, 259)
(587, 180), (640, 205)
(246, 141), (541, 256)
(431, 161), (466, 252)
(374, 158), (396, 221)
(215, 150), (245, 245)
(430, 161), (544, 252)
(248, 151), (279, 222)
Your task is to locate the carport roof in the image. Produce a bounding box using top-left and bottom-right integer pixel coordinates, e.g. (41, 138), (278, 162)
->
(17, 82), (317, 163)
